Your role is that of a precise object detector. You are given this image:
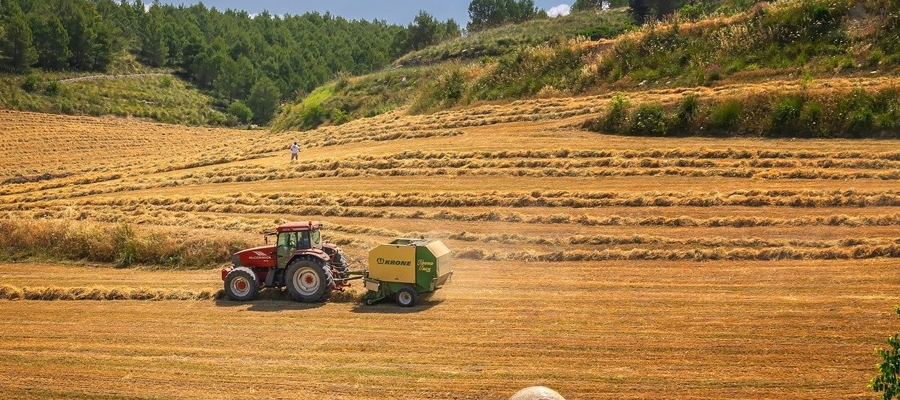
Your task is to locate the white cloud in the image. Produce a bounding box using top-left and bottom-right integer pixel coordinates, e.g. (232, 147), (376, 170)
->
(547, 4), (571, 18)
(144, 3), (150, 13)
(249, 13), (259, 19)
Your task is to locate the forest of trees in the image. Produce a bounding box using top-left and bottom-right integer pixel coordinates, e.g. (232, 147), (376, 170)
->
(0, 0), (460, 124)
(0, 0), (721, 125)
(466, 0), (547, 33)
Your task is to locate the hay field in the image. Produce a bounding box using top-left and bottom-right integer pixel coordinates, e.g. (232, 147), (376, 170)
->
(1, 85), (899, 400)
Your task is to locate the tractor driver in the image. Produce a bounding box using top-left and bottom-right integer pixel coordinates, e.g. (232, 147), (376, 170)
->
(298, 232), (310, 249)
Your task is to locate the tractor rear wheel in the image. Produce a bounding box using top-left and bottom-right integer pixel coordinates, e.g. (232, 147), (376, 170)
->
(395, 286), (418, 307)
(285, 258), (333, 302)
(224, 269), (259, 301)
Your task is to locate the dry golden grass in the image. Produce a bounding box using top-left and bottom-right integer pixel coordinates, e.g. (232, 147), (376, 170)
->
(1, 79), (900, 399)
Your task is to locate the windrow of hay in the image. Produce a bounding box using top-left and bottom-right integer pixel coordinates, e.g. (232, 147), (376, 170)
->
(379, 148), (900, 162)
(0, 284), (367, 303)
(0, 284), (221, 301)
(33, 189), (900, 211)
(458, 244), (900, 262)
(12, 206), (900, 233)
(447, 231), (898, 249)
(51, 164), (900, 191)
(76, 158), (900, 187)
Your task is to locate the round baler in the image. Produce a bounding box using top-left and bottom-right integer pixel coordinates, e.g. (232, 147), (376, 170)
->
(363, 238), (453, 307)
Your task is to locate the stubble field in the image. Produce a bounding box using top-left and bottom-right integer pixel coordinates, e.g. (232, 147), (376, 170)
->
(0, 91), (899, 399)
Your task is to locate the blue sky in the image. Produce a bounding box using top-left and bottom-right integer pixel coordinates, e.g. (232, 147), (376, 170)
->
(155, 1), (574, 24)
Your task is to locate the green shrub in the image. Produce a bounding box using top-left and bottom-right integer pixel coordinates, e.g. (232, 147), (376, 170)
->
(705, 64), (723, 85)
(335, 71), (351, 90)
(711, 100), (743, 131)
(680, 2), (709, 20)
(799, 101), (825, 137)
(846, 108), (875, 136)
(769, 95), (803, 136)
(226, 101), (253, 125)
(868, 49), (885, 67)
(674, 93), (700, 129)
(630, 103), (668, 136)
(21, 76), (40, 93)
(601, 94), (629, 133)
(114, 225), (141, 268)
(840, 89), (875, 136)
(44, 80), (61, 96)
(408, 66), (468, 113)
(300, 104), (327, 129)
(871, 306), (900, 400)
(331, 108), (351, 125)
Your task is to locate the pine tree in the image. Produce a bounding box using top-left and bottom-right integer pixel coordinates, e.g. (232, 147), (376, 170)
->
(630, 0), (649, 24)
(0, 2), (37, 72)
(190, 48), (223, 88)
(92, 20), (113, 71)
(246, 76), (281, 124)
(407, 11), (441, 51)
(61, 4), (98, 70)
(655, 0), (675, 19)
(141, 9), (168, 67)
(443, 19), (461, 41)
(32, 15), (72, 70)
(216, 56), (257, 101)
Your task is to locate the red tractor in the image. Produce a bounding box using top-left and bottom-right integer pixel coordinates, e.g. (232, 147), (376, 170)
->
(221, 221), (352, 302)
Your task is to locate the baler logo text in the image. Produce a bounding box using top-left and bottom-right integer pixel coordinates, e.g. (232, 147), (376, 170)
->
(376, 258), (411, 266)
(417, 259), (434, 273)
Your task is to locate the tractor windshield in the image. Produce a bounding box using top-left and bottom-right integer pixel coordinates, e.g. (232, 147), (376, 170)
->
(276, 229), (322, 250)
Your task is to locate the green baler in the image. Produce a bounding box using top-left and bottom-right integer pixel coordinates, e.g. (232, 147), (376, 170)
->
(363, 238), (452, 307)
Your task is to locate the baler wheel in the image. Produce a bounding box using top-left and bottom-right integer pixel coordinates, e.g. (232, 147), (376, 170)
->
(285, 258), (334, 302)
(395, 286), (418, 307)
(224, 269), (259, 301)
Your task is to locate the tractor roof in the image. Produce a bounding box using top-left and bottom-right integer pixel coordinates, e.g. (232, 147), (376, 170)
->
(276, 221), (324, 233)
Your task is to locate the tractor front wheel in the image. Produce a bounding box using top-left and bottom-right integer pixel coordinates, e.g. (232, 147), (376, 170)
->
(285, 258), (334, 303)
(395, 286), (418, 307)
(224, 269), (259, 301)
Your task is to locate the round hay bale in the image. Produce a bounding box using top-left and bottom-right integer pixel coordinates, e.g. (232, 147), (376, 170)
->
(509, 386), (565, 400)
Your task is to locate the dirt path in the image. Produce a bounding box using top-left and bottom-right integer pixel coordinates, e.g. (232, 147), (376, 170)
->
(57, 73), (173, 83)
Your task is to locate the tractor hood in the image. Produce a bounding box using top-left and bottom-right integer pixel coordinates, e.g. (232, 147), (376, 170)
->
(233, 245), (276, 268)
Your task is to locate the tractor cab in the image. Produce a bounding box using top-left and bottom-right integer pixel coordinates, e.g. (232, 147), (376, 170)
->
(274, 221), (324, 268)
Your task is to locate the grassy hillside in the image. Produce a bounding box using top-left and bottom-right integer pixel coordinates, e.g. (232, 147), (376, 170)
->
(0, 73), (227, 126)
(0, 54), (228, 125)
(396, 8), (633, 66)
(272, 66), (440, 132)
(277, 0), (900, 133)
(0, 55), (227, 126)
(274, 7), (634, 131)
